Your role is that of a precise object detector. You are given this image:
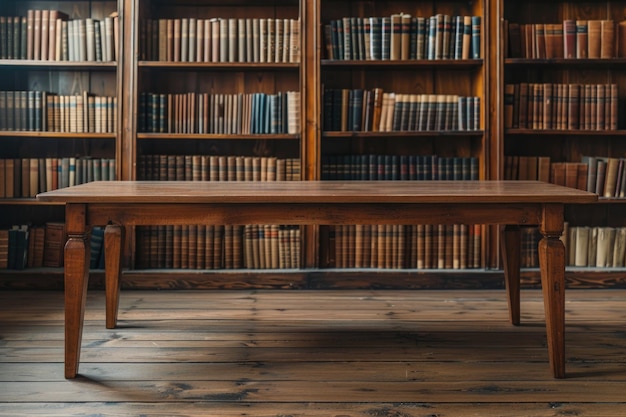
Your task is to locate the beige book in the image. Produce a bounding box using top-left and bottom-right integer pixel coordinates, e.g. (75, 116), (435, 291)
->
(574, 226), (589, 266)
(210, 18), (219, 62)
(596, 227), (615, 267)
(390, 13), (402, 60)
(274, 18), (283, 63)
(266, 18), (274, 63)
(587, 226), (598, 267)
(612, 227), (626, 267)
(587, 20), (602, 58)
(289, 18), (300, 63)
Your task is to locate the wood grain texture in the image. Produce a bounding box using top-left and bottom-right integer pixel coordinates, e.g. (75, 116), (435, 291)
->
(1, 289), (626, 415)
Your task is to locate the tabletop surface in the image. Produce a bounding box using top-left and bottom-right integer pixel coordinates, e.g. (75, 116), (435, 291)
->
(36, 180), (598, 204)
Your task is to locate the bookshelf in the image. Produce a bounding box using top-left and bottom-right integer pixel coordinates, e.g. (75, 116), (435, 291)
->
(3, 0), (626, 289)
(317, 0), (489, 271)
(0, 0), (121, 276)
(496, 0), (626, 283)
(128, 0), (304, 271)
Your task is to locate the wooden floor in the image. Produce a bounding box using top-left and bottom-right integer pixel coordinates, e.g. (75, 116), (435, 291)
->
(1, 288), (626, 416)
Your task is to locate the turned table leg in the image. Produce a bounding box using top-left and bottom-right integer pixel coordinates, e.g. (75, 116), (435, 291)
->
(539, 204), (566, 378)
(64, 204), (89, 379)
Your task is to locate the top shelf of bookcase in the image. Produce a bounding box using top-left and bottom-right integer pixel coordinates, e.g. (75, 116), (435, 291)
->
(321, 59), (483, 68)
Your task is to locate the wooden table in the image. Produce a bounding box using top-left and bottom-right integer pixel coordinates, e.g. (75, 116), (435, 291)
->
(37, 180), (597, 379)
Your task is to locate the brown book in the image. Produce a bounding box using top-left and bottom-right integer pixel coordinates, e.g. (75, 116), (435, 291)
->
(603, 157), (620, 197)
(567, 84), (580, 130)
(576, 20), (588, 58)
(390, 13), (402, 60)
(577, 162), (589, 191)
(542, 83), (553, 129)
(158, 19), (167, 61)
(587, 20), (602, 58)
(400, 13), (411, 60)
(564, 162), (579, 189)
(618, 20), (626, 57)
(504, 84), (515, 128)
(536, 24), (547, 58)
(0, 229), (9, 269)
(518, 82), (529, 129)
(517, 156), (530, 180)
(538, 156), (551, 182)
(552, 23), (564, 58)
(600, 20), (615, 58)
(43, 222), (66, 267)
(550, 162), (566, 186)
(0, 160), (5, 198)
(21, 158), (30, 198)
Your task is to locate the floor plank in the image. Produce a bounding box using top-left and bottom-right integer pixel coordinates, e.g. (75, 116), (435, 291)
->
(1, 289), (625, 415)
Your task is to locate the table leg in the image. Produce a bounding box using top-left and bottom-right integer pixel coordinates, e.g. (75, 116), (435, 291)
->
(539, 204), (566, 379)
(500, 225), (521, 326)
(64, 204), (89, 379)
(105, 224), (124, 329)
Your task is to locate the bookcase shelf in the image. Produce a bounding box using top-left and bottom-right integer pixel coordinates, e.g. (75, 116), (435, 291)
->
(0, 59), (117, 70)
(321, 59), (483, 68)
(323, 131), (485, 138)
(0, 132), (117, 138)
(505, 58), (626, 66)
(504, 129), (626, 136)
(137, 133), (299, 140)
(497, 0), (626, 272)
(138, 61), (299, 70)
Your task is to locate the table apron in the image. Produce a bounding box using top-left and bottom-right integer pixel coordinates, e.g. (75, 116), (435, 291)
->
(78, 202), (546, 227)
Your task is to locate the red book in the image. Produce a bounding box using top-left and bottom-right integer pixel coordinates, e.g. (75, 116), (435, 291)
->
(563, 20), (576, 58)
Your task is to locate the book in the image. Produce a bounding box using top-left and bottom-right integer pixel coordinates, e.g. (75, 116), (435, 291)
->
(43, 222), (66, 267)
(563, 20), (576, 58)
(576, 20), (588, 58)
(0, 229), (8, 269)
(587, 20), (602, 58)
(600, 20), (615, 58)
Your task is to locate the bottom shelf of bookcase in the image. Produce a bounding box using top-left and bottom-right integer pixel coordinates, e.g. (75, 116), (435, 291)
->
(3, 268), (626, 290)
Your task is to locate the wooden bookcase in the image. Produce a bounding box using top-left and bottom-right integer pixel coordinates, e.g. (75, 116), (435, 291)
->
(0, 0), (121, 285)
(495, 0), (626, 286)
(2, 0), (626, 289)
(316, 0), (489, 271)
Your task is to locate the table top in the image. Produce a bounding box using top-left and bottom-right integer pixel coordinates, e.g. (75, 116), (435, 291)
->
(36, 180), (598, 204)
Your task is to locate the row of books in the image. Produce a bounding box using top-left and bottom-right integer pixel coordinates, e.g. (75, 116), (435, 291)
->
(332, 224), (483, 269)
(0, 90), (117, 133)
(506, 19), (626, 59)
(0, 157), (116, 198)
(140, 17), (301, 64)
(135, 224), (301, 270)
(503, 83), (618, 131)
(138, 91), (300, 135)
(137, 154), (301, 182)
(321, 154), (479, 181)
(504, 155), (626, 198)
(566, 225), (626, 268)
(0, 222), (65, 270)
(323, 89), (480, 132)
(322, 14), (481, 61)
(0, 10), (118, 61)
